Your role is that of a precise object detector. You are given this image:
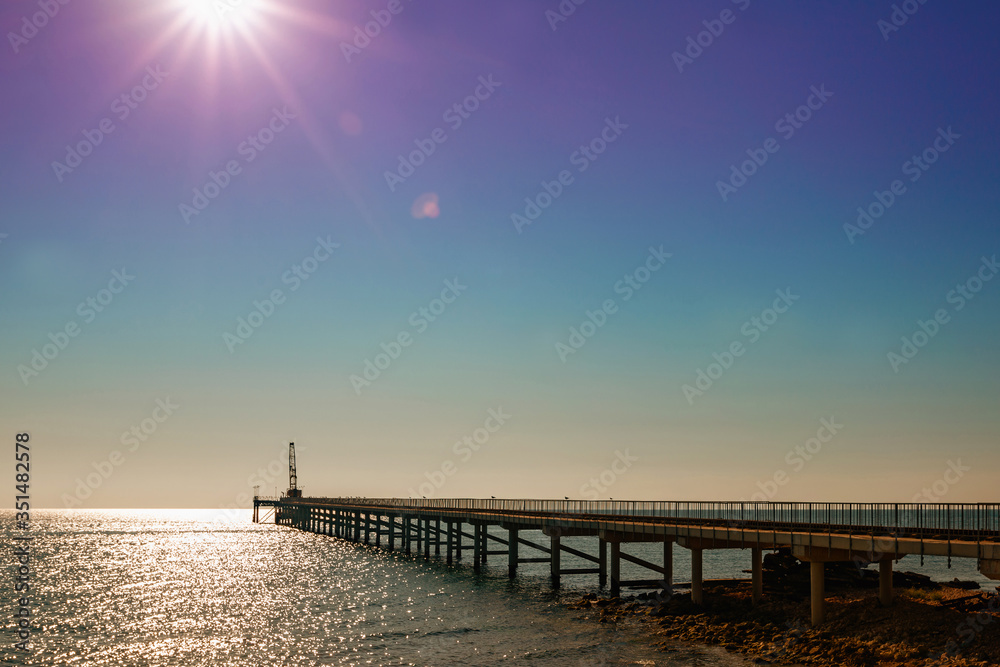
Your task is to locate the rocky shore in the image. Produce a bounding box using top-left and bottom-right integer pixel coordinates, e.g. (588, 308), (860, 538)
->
(565, 554), (1000, 666)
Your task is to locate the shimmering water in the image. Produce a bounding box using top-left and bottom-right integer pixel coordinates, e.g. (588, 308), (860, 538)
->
(2, 510), (992, 666)
(2, 510), (756, 667)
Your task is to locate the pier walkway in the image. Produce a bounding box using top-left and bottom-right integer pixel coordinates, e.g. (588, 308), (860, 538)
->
(253, 497), (1000, 625)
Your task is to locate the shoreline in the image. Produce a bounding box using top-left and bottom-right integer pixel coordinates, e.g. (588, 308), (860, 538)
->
(565, 577), (1000, 666)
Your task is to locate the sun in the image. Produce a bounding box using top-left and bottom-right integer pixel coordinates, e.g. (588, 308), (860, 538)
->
(175, 0), (264, 33)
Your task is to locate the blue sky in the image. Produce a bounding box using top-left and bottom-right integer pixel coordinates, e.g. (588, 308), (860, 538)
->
(1, 0), (998, 507)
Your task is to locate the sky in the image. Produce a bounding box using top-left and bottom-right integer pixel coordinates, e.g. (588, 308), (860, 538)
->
(1, 0), (998, 509)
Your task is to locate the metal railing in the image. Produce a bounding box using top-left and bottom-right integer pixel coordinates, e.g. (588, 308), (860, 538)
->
(286, 498), (1000, 542)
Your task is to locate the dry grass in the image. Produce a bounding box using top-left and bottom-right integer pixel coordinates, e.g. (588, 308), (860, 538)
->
(900, 587), (945, 602)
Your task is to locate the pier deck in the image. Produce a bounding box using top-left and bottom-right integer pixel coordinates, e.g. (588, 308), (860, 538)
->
(254, 497), (1000, 625)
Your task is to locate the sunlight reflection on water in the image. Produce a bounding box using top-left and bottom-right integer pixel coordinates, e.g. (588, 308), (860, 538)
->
(1, 510), (760, 666)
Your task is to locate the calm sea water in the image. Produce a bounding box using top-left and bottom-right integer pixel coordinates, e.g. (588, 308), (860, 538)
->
(1, 510), (754, 667)
(1, 510), (992, 666)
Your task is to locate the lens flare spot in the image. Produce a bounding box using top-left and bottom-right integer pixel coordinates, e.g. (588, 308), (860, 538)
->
(411, 192), (440, 219)
(338, 111), (363, 136)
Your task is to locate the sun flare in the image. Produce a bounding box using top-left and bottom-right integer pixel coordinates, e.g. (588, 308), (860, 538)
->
(175, 0), (264, 33)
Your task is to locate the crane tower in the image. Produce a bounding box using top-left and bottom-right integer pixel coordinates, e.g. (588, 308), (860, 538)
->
(287, 442), (301, 498)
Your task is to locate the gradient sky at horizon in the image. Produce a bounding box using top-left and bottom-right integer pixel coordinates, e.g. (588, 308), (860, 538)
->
(1, 0), (998, 508)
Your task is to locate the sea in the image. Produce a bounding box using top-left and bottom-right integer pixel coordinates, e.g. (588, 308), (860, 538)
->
(1, 509), (994, 666)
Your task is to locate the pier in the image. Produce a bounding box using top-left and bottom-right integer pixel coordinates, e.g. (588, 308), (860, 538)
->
(255, 496), (1000, 625)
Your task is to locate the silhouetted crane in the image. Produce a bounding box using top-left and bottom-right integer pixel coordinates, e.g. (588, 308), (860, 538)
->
(287, 442), (302, 498)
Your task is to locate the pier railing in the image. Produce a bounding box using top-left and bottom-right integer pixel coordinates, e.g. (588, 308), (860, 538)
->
(285, 498), (1000, 542)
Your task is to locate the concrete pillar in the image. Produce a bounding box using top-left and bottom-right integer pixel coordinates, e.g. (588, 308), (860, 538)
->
(508, 528), (518, 578)
(550, 535), (561, 588)
(446, 522), (454, 565)
(752, 547), (763, 605)
(810, 562), (825, 626)
(598, 539), (607, 587)
(424, 519), (431, 559)
(691, 548), (703, 605)
(455, 522), (462, 560)
(388, 517), (395, 551)
(473, 524), (482, 573)
(375, 516), (381, 546)
(480, 526), (487, 565)
(664, 540), (673, 593)
(435, 519), (441, 556)
(405, 518), (412, 554)
(880, 558), (893, 607)
(610, 542), (621, 597)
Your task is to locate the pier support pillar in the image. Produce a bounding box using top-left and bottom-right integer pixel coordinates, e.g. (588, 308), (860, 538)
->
(879, 558), (893, 607)
(388, 517), (395, 551)
(599, 539), (608, 587)
(375, 516), (382, 546)
(446, 522), (454, 565)
(752, 547), (763, 605)
(435, 519), (441, 556)
(550, 535), (561, 588)
(473, 524), (482, 573)
(610, 542), (621, 597)
(508, 528), (518, 578)
(663, 540), (673, 594)
(691, 548), (703, 605)
(424, 519), (431, 559)
(810, 562), (825, 626)
(455, 522), (462, 560)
